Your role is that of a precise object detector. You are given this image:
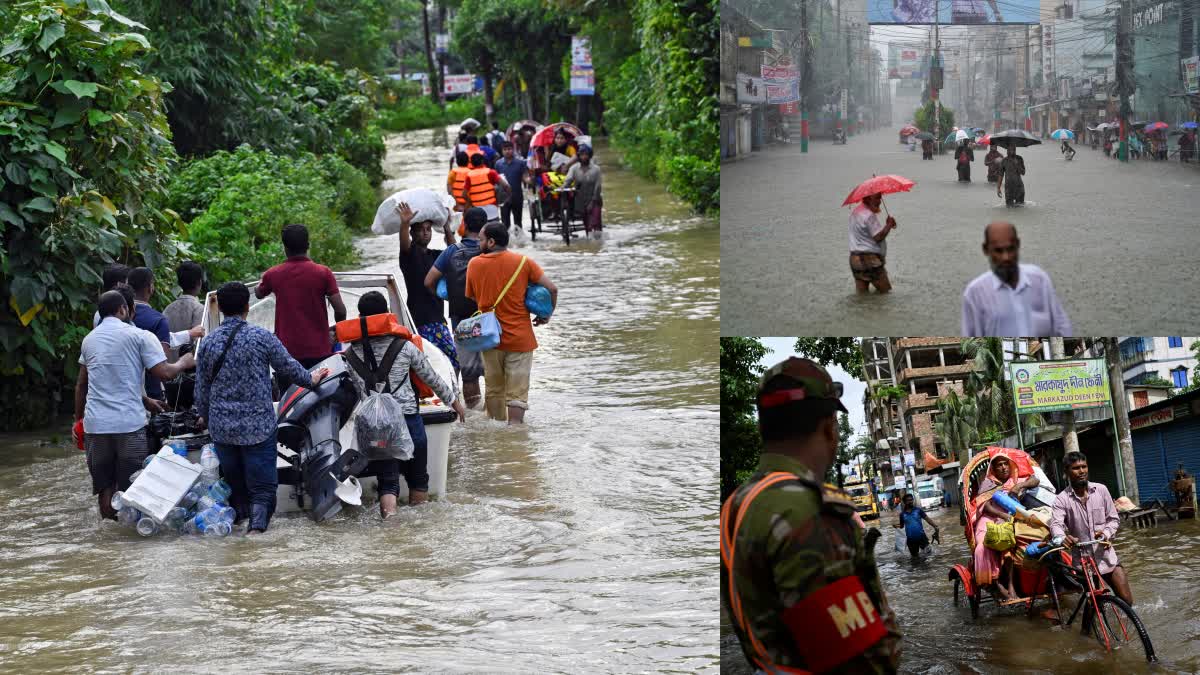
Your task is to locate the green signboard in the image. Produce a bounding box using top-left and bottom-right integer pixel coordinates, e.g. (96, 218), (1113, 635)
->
(1009, 359), (1112, 414)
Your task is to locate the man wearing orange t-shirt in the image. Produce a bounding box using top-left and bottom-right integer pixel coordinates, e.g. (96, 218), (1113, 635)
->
(464, 222), (558, 424)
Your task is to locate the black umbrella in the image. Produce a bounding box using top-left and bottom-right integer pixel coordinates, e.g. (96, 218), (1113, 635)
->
(988, 129), (1042, 149)
(1131, 120), (1149, 130)
(914, 131), (934, 140)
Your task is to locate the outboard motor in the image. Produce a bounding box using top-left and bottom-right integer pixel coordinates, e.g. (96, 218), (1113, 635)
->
(276, 355), (365, 521)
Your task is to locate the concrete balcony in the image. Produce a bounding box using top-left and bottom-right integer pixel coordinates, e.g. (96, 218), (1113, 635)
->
(895, 362), (973, 383)
(901, 392), (938, 415)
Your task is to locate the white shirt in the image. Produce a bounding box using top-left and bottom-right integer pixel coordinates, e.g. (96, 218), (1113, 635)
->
(78, 317), (164, 433)
(961, 263), (1072, 336)
(848, 204), (886, 256)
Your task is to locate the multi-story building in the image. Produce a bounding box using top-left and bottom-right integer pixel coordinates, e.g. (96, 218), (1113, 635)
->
(1119, 337), (1199, 389)
(892, 338), (972, 461)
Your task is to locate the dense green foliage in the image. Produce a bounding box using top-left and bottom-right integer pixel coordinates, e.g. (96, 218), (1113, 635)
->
(914, 100), (956, 138)
(296, 0), (419, 73)
(793, 337), (864, 376)
(721, 337), (768, 499)
(575, 0), (718, 214)
(378, 93), (516, 134)
(166, 146), (371, 282)
(0, 0), (184, 428)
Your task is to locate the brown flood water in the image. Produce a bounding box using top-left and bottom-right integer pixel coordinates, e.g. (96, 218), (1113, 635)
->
(0, 125), (719, 673)
(723, 505), (1200, 674)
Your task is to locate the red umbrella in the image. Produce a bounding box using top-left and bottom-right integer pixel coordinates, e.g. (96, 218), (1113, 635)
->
(842, 174), (915, 208)
(1145, 121), (1169, 133)
(899, 125), (919, 136)
(977, 134), (992, 145)
(531, 122), (584, 149)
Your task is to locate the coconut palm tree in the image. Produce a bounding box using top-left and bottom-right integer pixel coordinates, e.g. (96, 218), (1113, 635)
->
(961, 337), (1014, 438)
(934, 389), (980, 467)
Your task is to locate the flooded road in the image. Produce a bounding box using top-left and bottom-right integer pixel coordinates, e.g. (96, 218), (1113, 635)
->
(722, 506), (1200, 674)
(0, 126), (719, 672)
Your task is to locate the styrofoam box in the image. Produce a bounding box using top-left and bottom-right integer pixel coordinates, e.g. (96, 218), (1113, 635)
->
(123, 453), (202, 524)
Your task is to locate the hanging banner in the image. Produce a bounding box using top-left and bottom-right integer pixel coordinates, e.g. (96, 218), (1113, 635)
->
(1183, 57), (1200, 95)
(435, 33), (449, 55)
(868, 0), (1039, 23)
(1010, 359), (1113, 414)
(571, 36), (592, 67)
(736, 74), (765, 103)
(764, 77), (800, 104)
(761, 64), (798, 79)
(1043, 22), (1056, 85)
(569, 66), (595, 96)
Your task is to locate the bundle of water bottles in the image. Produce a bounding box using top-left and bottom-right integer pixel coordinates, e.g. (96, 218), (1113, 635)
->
(111, 441), (237, 537)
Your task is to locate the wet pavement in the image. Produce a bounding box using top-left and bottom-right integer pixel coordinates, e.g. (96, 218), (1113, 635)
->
(720, 126), (1200, 336)
(0, 126), (720, 673)
(722, 505), (1200, 674)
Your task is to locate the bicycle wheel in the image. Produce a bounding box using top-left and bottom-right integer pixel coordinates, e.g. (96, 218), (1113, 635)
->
(1083, 594), (1156, 662)
(560, 200), (571, 245)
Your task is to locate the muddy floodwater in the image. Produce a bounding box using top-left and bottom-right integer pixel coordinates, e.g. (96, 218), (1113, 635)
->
(723, 505), (1200, 674)
(0, 126), (719, 672)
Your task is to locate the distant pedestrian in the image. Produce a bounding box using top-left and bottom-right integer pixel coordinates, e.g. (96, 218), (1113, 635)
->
(954, 140), (974, 182)
(962, 222), (1072, 336)
(984, 145), (1002, 183)
(494, 141), (531, 233)
(893, 493), (939, 559)
(921, 138), (934, 160)
(995, 146), (1026, 206)
(1180, 131), (1195, 163)
(848, 193), (896, 294)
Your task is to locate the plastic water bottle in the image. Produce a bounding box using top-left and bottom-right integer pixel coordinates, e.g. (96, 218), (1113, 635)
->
(167, 440), (189, 457)
(141, 454), (156, 469)
(136, 517), (159, 537)
(196, 495), (219, 512)
(1025, 541), (1051, 557)
(111, 491), (125, 511)
(117, 506), (141, 527)
(990, 491), (1031, 517)
(207, 479), (233, 504)
(206, 521), (233, 537)
(179, 488), (201, 509)
(199, 444), (220, 484)
(163, 507), (189, 531)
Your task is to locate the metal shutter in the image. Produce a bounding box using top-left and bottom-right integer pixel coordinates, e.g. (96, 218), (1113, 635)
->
(1132, 427), (1170, 502)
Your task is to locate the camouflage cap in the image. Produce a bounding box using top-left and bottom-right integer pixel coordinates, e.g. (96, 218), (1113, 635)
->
(758, 357), (849, 413)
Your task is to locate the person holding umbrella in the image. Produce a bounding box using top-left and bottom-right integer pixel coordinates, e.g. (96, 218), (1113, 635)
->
(983, 142), (1002, 184)
(991, 130), (1039, 206)
(954, 135), (974, 182)
(843, 175), (914, 294)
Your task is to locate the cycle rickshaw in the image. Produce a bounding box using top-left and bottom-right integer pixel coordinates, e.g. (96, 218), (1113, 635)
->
(948, 447), (1156, 662)
(528, 122), (590, 245)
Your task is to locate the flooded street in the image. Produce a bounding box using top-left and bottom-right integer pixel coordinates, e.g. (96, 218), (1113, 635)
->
(723, 506), (1200, 674)
(0, 127), (719, 672)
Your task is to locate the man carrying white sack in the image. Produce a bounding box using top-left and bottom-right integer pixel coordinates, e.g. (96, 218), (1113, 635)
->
(372, 187), (456, 247)
(370, 188), (461, 377)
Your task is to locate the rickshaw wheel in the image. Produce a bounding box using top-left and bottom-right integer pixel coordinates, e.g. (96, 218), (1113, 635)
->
(952, 576), (962, 606)
(969, 588), (980, 620)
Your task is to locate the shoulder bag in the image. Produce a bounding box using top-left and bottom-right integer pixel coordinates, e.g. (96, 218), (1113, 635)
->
(453, 256), (526, 352)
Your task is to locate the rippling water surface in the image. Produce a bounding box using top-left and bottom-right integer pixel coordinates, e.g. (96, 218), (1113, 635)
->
(0, 126), (719, 673)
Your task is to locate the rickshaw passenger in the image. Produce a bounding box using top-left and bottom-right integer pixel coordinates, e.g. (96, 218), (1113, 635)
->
(551, 129), (577, 170)
(973, 450), (1040, 600)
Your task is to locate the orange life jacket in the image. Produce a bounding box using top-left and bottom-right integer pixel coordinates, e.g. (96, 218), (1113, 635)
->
(449, 166), (471, 208)
(466, 167), (496, 206)
(466, 143), (481, 159)
(334, 313), (435, 399)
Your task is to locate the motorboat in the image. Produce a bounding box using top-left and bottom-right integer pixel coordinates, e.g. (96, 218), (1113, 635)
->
(168, 273), (457, 521)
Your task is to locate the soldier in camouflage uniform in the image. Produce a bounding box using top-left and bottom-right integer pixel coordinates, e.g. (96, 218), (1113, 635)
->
(721, 357), (902, 674)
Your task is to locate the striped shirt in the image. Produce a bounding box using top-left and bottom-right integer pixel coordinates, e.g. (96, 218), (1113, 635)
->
(961, 264), (1072, 336)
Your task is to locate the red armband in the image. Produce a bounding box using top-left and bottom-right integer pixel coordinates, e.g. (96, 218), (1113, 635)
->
(782, 576), (887, 672)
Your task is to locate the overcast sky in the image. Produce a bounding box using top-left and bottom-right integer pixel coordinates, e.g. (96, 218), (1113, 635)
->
(757, 338), (869, 441)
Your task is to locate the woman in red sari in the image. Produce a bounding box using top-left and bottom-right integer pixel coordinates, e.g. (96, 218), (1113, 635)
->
(972, 450), (1041, 600)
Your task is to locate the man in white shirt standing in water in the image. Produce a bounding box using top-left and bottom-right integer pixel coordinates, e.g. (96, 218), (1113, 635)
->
(848, 193), (898, 294)
(962, 221), (1072, 336)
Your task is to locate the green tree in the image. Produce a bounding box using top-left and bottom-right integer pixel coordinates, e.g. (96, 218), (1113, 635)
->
(913, 99), (955, 137)
(961, 337), (1013, 438)
(0, 0), (185, 429)
(296, 0), (416, 73)
(721, 337), (768, 499)
(826, 412), (854, 485)
(452, 0), (503, 125)
(113, 0), (302, 156)
(934, 389), (979, 467)
(793, 337), (864, 376)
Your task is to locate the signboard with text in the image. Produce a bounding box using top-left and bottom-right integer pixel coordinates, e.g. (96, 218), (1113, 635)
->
(761, 64), (800, 104)
(571, 36), (592, 67)
(1184, 57), (1200, 95)
(443, 74), (475, 95)
(1010, 359), (1112, 414)
(869, 0), (1038, 23)
(888, 44), (925, 79)
(570, 66), (595, 96)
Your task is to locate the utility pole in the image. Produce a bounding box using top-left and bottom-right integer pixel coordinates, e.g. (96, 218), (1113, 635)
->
(994, 37), (1001, 132)
(847, 24), (854, 137)
(1104, 338), (1138, 501)
(1116, 0), (1133, 161)
(800, 0), (811, 153)
(1050, 339), (1080, 463)
(884, 339), (912, 484)
(1024, 25), (1032, 131)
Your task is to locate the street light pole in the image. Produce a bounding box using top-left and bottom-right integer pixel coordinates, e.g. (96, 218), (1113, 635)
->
(800, 0), (811, 153)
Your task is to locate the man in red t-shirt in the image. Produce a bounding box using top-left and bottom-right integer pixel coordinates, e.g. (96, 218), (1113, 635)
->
(465, 222), (557, 424)
(256, 224), (347, 389)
